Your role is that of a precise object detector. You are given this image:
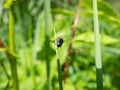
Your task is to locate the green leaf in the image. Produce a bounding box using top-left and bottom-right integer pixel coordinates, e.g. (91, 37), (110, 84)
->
(0, 48), (6, 52)
(4, 0), (14, 9)
(52, 8), (75, 16)
(74, 31), (119, 45)
(82, 0), (118, 17)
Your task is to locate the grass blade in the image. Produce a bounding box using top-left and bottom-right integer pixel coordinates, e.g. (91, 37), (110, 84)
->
(93, 0), (103, 90)
(44, 0), (52, 90)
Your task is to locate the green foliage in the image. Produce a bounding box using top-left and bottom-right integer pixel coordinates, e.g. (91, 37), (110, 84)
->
(74, 31), (119, 45)
(0, 0), (120, 90)
(4, 0), (14, 9)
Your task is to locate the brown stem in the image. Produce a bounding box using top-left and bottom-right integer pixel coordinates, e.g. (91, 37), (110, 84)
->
(63, 0), (82, 83)
(0, 39), (7, 55)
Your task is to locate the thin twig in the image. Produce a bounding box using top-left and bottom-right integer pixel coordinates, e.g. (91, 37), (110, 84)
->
(63, 0), (82, 83)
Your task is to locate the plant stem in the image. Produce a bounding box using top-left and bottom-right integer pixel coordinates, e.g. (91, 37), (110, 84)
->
(63, 0), (81, 83)
(33, 15), (41, 65)
(32, 14), (41, 90)
(44, 0), (52, 90)
(93, 0), (103, 90)
(54, 28), (63, 90)
(57, 59), (63, 90)
(9, 9), (19, 90)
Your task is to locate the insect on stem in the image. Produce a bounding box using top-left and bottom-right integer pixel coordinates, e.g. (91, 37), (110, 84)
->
(54, 27), (63, 90)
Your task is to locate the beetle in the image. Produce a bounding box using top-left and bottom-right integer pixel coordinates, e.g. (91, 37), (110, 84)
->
(57, 38), (64, 47)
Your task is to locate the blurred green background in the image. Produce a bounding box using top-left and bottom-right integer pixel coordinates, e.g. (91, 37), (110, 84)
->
(0, 0), (120, 90)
